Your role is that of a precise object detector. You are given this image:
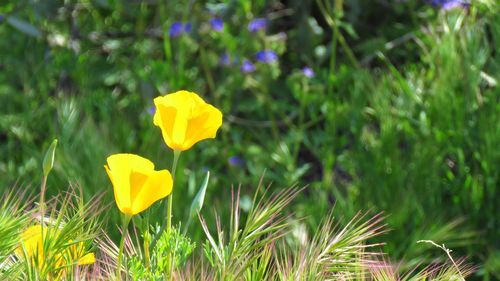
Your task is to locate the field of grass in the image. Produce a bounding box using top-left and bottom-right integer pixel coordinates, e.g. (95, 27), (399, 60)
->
(0, 0), (499, 280)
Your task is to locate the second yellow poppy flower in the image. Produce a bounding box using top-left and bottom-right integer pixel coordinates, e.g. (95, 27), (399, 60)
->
(153, 90), (223, 151)
(104, 153), (173, 216)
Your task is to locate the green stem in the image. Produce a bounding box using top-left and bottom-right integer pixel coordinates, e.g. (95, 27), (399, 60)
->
(39, 175), (48, 249)
(40, 175), (47, 218)
(143, 215), (151, 269)
(166, 149), (181, 232)
(149, 149), (182, 273)
(337, 30), (360, 69)
(116, 215), (132, 280)
(165, 149), (181, 279)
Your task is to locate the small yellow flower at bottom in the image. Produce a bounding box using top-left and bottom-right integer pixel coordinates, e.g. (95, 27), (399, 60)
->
(17, 224), (95, 269)
(104, 153), (173, 216)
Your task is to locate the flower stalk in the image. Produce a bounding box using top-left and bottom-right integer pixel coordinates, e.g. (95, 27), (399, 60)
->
(166, 149), (181, 233)
(165, 149), (180, 279)
(116, 215), (132, 279)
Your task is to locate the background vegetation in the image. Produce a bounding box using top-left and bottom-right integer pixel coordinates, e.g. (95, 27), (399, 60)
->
(0, 0), (498, 279)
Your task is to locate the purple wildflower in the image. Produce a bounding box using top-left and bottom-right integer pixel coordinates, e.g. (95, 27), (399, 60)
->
(210, 18), (224, 32)
(169, 22), (184, 38)
(184, 23), (192, 33)
(430, 0), (469, 10)
(255, 50), (278, 63)
(248, 18), (267, 33)
(220, 53), (231, 66)
(302, 67), (315, 78)
(148, 106), (156, 115)
(169, 22), (192, 38)
(228, 156), (245, 167)
(241, 59), (256, 73)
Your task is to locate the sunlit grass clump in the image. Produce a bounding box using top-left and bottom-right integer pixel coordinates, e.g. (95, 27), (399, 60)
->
(0, 91), (473, 280)
(0, 188), (100, 280)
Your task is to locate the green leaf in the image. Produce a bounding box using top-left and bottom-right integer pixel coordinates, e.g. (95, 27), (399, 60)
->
(6, 16), (42, 38)
(188, 171), (210, 217)
(43, 139), (58, 177)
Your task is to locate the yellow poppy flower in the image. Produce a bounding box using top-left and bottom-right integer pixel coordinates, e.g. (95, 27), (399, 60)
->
(18, 225), (46, 264)
(18, 225), (95, 268)
(153, 90), (223, 151)
(104, 153), (173, 216)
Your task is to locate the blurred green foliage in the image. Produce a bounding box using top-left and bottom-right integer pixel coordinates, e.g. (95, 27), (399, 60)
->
(0, 0), (498, 279)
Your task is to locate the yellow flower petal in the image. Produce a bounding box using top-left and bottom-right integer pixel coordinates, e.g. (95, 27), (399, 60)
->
(129, 169), (150, 203)
(154, 103), (188, 150)
(17, 225), (45, 260)
(105, 164), (129, 214)
(153, 104), (177, 148)
(18, 225), (95, 270)
(183, 104), (223, 150)
(105, 153), (173, 216)
(153, 90), (223, 151)
(107, 153), (154, 172)
(130, 169), (173, 215)
(154, 90), (205, 110)
(77, 252), (95, 265)
(106, 154), (155, 213)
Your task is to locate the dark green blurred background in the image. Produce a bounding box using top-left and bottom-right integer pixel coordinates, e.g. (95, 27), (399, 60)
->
(0, 0), (499, 279)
